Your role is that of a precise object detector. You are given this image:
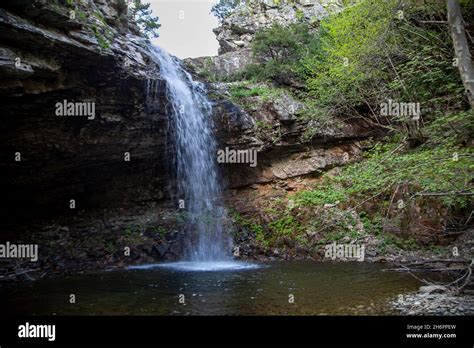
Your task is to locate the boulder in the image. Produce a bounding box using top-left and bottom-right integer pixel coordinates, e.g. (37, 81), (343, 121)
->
(419, 285), (448, 294)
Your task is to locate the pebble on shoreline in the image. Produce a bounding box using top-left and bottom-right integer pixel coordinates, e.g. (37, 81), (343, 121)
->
(391, 290), (474, 316)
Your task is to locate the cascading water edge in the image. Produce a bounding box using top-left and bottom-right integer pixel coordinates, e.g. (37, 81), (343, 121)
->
(140, 45), (257, 271)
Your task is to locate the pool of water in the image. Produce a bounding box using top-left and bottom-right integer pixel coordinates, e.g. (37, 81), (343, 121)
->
(0, 261), (421, 315)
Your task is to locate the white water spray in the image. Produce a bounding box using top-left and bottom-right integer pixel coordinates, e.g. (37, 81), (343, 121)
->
(149, 46), (232, 262)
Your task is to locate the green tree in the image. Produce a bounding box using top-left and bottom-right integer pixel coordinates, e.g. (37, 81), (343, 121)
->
(250, 22), (313, 83)
(447, 0), (474, 108)
(303, 0), (398, 112)
(130, 0), (161, 38)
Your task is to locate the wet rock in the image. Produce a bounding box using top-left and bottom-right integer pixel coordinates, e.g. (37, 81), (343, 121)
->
(208, 80), (374, 189)
(152, 243), (169, 260)
(419, 285), (448, 294)
(185, 48), (253, 80)
(269, 93), (304, 123)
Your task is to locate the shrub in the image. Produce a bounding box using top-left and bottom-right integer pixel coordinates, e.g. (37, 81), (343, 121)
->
(250, 22), (313, 83)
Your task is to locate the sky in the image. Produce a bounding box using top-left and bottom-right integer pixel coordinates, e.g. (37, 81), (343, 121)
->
(147, 0), (220, 59)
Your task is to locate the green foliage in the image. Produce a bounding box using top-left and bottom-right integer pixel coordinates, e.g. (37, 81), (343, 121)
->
(229, 85), (270, 99)
(231, 209), (304, 248)
(150, 225), (167, 238)
(75, 9), (87, 21)
(237, 0), (469, 132)
(387, 44), (463, 106)
(105, 241), (116, 254)
(91, 24), (110, 49)
(296, 123), (473, 210)
(295, 8), (305, 22)
(93, 10), (107, 24)
(384, 2), (466, 113)
(425, 110), (474, 145)
(359, 212), (383, 236)
(254, 120), (274, 141)
(346, 144), (470, 207)
(295, 185), (346, 206)
(268, 215), (299, 237)
(194, 59), (218, 82)
(253, 225), (267, 247)
(123, 225), (142, 243)
(250, 22), (313, 83)
(377, 233), (419, 254)
(305, 0), (469, 122)
(229, 83), (283, 100)
(231, 210), (267, 245)
(130, 0), (161, 38)
(302, 0), (397, 112)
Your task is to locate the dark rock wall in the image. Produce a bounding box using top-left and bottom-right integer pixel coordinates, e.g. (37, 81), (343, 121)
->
(0, 0), (169, 221)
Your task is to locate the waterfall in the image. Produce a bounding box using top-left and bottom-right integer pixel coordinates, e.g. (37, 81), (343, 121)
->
(149, 45), (232, 262)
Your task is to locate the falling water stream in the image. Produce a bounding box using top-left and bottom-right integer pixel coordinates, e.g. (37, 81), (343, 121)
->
(146, 46), (251, 271)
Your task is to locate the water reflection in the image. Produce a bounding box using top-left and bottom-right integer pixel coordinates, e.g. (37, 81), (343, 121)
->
(0, 261), (421, 316)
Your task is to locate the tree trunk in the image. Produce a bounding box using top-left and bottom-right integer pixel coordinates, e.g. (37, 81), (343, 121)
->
(447, 0), (474, 109)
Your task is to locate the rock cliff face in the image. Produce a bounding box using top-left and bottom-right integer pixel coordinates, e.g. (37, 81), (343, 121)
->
(0, 0), (169, 221)
(214, 0), (340, 55)
(187, 0), (342, 79)
(0, 0), (191, 276)
(210, 82), (375, 189)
